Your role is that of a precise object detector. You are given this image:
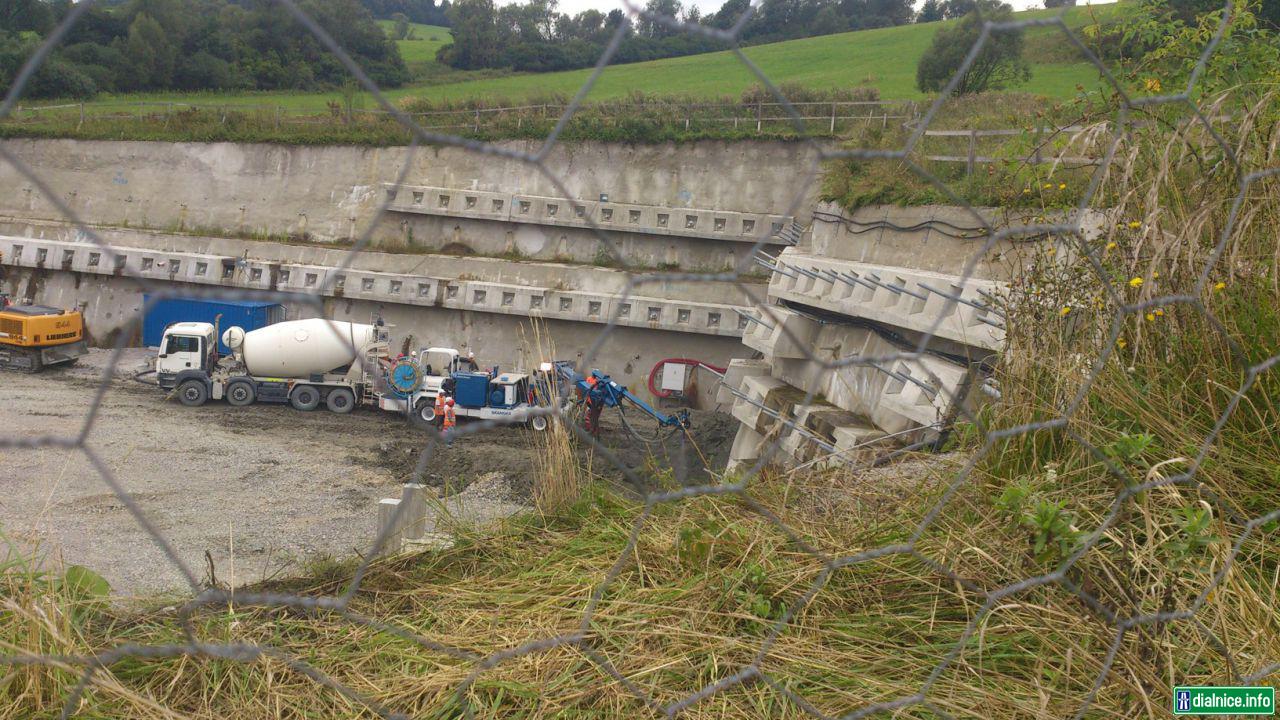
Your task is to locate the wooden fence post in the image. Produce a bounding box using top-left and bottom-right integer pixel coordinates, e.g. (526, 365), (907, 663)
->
(756, 100), (762, 133)
(274, 106), (281, 129)
(78, 102), (85, 129)
(830, 102), (836, 133)
(966, 130), (977, 176)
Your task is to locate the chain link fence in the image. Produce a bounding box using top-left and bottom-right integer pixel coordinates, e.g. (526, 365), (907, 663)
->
(2, 0), (1278, 717)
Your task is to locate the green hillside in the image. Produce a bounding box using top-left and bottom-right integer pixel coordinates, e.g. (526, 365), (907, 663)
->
(405, 5), (1120, 105)
(375, 20), (452, 65)
(33, 4), (1121, 114)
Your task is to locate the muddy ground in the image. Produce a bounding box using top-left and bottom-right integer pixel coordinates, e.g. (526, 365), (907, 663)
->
(0, 350), (734, 599)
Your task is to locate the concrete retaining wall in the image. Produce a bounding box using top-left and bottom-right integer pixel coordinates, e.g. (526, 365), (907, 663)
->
(0, 139), (821, 268)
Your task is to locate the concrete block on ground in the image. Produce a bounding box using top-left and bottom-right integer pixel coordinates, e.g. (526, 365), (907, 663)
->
(376, 498), (404, 556)
(398, 483), (430, 541)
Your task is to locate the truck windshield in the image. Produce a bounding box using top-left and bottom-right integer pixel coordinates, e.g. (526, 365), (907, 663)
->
(164, 335), (200, 354)
(423, 351), (454, 375)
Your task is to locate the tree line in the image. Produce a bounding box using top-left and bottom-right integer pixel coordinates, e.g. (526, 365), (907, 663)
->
(359, 0), (451, 26)
(439, 0), (920, 73)
(1, 0), (408, 99)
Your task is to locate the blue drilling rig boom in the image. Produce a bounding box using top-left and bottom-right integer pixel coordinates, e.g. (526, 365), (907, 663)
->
(552, 361), (690, 429)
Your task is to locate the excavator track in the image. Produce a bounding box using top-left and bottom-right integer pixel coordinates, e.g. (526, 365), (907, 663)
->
(0, 345), (43, 373)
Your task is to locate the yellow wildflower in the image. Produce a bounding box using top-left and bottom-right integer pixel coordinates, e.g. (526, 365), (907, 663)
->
(1023, 188), (1031, 195)
(1155, 308), (1164, 317)
(1129, 277), (1143, 288)
(1214, 281), (1226, 292)
(1058, 182), (1066, 190)
(1043, 183), (1053, 189)
(1144, 77), (1162, 93)
(1060, 306), (1072, 316)
(1152, 271), (1159, 279)
(1128, 220), (1142, 230)
(1117, 338), (1127, 349)
(1106, 241), (1117, 251)
(1146, 312), (1156, 322)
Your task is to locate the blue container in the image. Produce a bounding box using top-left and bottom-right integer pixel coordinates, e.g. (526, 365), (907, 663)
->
(143, 296), (286, 354)
(453, 373), (490, 408)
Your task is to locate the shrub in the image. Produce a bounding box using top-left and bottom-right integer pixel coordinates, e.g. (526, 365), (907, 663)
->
(915, 0), (1030, 95)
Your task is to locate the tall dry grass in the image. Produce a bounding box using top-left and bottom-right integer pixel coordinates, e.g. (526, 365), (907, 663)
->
(962, 87), (1280, 711)
(521, 320), (588, 515)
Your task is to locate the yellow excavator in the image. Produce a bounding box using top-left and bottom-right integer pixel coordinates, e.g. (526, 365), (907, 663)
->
(0, 292), (89, 372)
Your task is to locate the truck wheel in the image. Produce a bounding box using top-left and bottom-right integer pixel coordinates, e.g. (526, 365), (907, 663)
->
(415, 399), (437, 425)
(289, 385), (321, 411)
(177, 380), (209, 407)
(529, 415), (549, 431)
(326, 387), (355, 414)
(226, 382), (255, 407)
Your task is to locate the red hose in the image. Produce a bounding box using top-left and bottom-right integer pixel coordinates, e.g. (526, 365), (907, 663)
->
(648, 357), (728, 398)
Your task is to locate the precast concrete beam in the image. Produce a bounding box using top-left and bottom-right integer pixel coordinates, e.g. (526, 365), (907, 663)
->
(716, 358), (771, 405)
(768, 248), (1005, 351)
(385, 183), (795, 245)
(0, 235), (749, 338)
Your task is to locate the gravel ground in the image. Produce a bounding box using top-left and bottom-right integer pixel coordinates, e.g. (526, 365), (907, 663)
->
(0, 350), (529, 600)
(0, 350), (735, 600)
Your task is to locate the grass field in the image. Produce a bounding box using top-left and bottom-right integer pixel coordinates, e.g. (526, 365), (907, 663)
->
(375, 20), (452, 65)
(36, 4), (1123, 115)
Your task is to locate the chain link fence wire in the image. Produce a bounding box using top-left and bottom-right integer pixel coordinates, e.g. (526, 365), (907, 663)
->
(1, 0), (1278, 717)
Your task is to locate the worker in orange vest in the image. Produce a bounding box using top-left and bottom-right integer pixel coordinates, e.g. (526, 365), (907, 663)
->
(433, 392), (447, 429)
(583, 375), (604, 436)
(442, 397), (457, 445)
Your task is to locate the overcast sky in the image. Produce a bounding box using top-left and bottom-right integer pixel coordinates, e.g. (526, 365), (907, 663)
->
(501, 0), (1116, 22)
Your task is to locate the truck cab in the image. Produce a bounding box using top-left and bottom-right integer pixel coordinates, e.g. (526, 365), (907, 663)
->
(156, 322), (217, 391)
(418, 347), (459, 377)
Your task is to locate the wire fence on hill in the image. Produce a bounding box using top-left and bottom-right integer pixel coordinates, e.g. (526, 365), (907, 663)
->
(1, 0), (1278, 718)
(5, 97), (919, 137)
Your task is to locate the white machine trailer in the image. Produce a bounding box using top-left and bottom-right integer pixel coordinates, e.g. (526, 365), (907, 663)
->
(379, 369), (550, 430)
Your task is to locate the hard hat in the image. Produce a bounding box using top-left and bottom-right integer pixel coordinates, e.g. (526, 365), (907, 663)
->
(466, 350), (475, 359)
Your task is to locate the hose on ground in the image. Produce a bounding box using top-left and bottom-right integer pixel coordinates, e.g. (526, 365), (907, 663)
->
(616, 402), (682, 445)
(132, 369), (160, 387)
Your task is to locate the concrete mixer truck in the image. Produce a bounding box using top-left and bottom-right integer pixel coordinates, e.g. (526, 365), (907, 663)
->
(155, 318), (389, 412)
